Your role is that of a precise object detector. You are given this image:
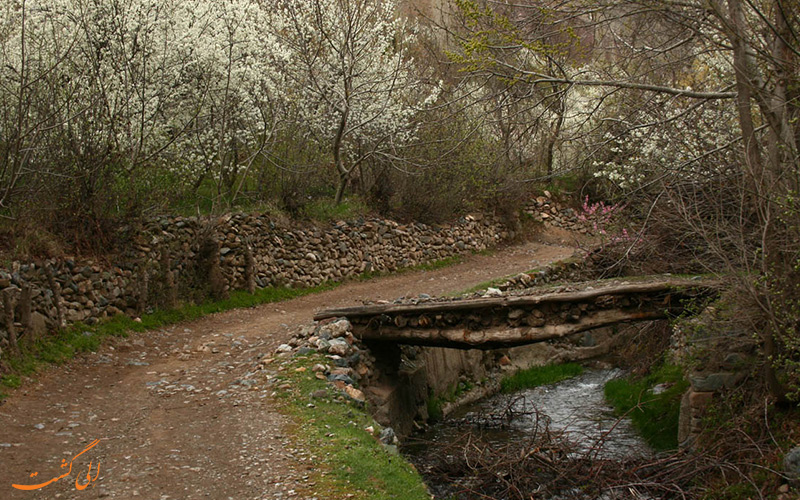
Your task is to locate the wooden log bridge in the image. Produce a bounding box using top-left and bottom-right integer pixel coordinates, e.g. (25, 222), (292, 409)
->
(314, 277), (721, 349)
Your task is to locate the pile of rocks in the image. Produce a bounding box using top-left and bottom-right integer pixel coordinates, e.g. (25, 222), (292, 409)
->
(270, 316), (500, 439)
(523, 193), (587, 233)
(273, 318), (377, 406)
(494, 257), (588, 293)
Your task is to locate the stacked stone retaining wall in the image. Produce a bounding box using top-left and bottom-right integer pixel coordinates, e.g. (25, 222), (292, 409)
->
(0, 213), (507, 350)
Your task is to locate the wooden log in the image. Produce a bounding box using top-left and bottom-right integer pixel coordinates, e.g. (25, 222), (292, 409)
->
(352, 309), (667, 349)
(3, 288), (19, 355)
(314, 277), (720, 321)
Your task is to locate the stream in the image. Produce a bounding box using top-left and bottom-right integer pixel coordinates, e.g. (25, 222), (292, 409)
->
(403, 369), (652, 499)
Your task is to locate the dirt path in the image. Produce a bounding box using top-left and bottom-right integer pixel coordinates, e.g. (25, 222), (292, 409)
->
(0, 239), (576, 500)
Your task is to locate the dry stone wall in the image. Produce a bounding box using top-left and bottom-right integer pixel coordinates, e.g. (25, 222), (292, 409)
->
(0, 213), (506, 350)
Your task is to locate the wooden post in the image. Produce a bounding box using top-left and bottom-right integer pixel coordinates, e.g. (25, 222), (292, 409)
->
(3, 288), (19, 355)
(19, 283), (32, 336)
(136, 266), (149, 316)
(244, 244), (256, 294)
(44, 264), (64, 328)
(199, 236), (228, 300)
(160, 248), (177, 309)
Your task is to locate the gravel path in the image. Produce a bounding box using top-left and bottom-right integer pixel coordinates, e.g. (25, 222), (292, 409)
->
(0, 238), (576, 500)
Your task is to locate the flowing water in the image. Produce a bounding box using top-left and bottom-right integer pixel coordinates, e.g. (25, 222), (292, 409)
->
(403, 369), (652, 499)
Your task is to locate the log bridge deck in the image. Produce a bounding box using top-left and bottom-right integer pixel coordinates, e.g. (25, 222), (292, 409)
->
(314, 277), (721, 349)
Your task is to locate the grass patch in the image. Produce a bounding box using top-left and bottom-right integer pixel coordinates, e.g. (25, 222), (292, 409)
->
(455, 276), (510, 296)
(604, 362), (689, 451)
(426, 380), (475, 422)
(354, 254), (466, 282)
(302, 197), (370, 222)
(500, 362), (584, 393)
(273, 354), (430, 499)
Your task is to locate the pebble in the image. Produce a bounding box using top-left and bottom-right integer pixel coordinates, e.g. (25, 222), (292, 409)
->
(344, 386), (365, 403)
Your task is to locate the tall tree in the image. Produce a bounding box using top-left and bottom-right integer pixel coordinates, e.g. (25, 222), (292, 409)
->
(271, 0), (439, 204)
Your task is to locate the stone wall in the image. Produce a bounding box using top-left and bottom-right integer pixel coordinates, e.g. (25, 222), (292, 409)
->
(0, 213), (506, 350)
(673, 302), (757, 448)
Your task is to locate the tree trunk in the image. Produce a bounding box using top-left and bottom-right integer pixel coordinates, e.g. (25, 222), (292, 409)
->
(334, 172), (349, 205)
(726, 0), (789, 401)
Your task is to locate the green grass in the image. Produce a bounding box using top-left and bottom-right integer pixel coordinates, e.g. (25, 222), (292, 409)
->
(302, 197), (370, 222)
(356, 254), (466, 282)
(426, 380), (475, 422)
(500, 362), (584, 393)
(274, 354), (430, 499)
(603, 362), (689, 451)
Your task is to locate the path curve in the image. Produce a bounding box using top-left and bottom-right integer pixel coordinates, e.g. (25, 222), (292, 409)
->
(0, 238), (576, 500)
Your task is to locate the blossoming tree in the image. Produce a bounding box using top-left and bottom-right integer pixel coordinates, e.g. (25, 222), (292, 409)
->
(270, 0), (440, 204)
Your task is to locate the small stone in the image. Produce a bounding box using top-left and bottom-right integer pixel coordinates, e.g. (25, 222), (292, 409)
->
(498, 355), (511, 366)
(785, 447), (800, 479)
(327, 373), (355, 386)
(689, 372), (741, 392)
(328, 338), (350, 356)
(34, 423), (45, 430)
(344, 385), (365, 403)
(379, 427), (397, 445)
(508, 309), (526, 320)
(689, 390), (714, 408)
(651, 383), (673, 395)
(315, 339), (331, 352)
(275, 344), (293, 354)
(327, 319), (351, 338)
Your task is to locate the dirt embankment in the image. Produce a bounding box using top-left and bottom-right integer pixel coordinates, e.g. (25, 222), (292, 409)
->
(0, 237), (576, 500)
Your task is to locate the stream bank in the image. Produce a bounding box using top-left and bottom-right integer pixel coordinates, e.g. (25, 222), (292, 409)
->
(402, 367), (652, 499)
